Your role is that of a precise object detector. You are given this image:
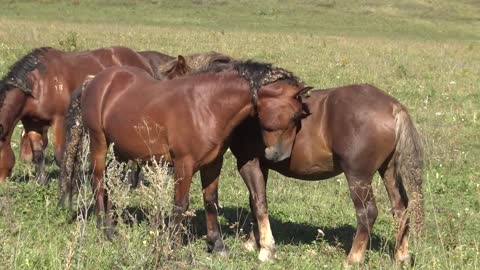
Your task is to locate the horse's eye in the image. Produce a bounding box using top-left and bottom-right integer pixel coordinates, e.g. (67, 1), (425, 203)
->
(292, 111), (301, 121)
(262, 126), (275, 132)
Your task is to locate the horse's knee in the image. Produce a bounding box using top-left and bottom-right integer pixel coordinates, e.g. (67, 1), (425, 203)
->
(32, 150), (44, 165)
(54, 148), (63, 166)
(356, 201), (378, 228)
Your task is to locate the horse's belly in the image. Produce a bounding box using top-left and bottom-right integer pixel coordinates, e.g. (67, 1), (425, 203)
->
(105, 122), (171, 162)
(289, 151), (335, 175)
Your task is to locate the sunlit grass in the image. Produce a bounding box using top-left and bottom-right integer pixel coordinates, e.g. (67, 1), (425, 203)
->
(0, 1), (479, 269)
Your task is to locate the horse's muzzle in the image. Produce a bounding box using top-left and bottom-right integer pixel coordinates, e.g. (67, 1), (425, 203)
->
(265, 144), (291, 162)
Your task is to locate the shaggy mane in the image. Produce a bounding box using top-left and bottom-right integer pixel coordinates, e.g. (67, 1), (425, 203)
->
(0, 47), (52, 105)
(196, 59), (302, 90)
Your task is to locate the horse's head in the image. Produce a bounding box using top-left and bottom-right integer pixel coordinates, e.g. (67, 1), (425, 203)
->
(0, 80), (33, 140)
(161, 55), (192, 79)
(256, 81), (312, 162)
(159, 52), (233, 79)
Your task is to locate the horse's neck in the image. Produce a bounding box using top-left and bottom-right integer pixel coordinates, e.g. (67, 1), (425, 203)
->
(205, 81), (254, 139)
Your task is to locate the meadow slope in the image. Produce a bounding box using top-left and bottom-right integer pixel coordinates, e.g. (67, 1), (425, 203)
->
(0, 1), (479, 269)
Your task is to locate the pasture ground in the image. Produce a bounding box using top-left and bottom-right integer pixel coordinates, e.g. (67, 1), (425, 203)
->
(0, 0), (479, 269)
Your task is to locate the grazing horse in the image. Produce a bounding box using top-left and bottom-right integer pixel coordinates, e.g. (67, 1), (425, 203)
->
(229, 84), (424, 264)
(59, 51), (233, 207)
(78, 61), (310, 253)
(18, 50), (174, 165)
(0, 46), (161, 184)
(138, 50), (175, 75)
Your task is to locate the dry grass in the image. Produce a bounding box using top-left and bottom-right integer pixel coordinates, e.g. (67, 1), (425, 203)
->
(0, 1), (479, 269)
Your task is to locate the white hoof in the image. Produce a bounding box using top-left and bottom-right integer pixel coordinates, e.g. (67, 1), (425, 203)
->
(395, 253), (411, 266)
(344, 253), (364, 267)
(258, 248), (275, 262)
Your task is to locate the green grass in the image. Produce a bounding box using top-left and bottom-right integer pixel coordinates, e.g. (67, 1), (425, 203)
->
(1, 0), (479, 269)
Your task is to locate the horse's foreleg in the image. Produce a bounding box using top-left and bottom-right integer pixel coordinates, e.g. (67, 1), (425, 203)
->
(379, 162), (410, 264)
(27, 130), (47, 184)
(0, 138), (15, 183)
(200, 156), (227, 255)
(19, 129), (33, 162)
(344, 174), (378, 265)
(238, 158), (275, 262)
(51, 117), (66, 166)
(172, 159), (194, 246)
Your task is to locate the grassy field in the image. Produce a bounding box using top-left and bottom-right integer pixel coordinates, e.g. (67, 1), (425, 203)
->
(0, 0), (479, 269)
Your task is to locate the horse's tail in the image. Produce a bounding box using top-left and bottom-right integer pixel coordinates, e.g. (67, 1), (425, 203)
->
(59, 75), (94, 208)
(393, 105), (424, 239)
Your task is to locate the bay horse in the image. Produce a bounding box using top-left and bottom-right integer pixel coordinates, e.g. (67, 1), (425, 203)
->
(229, 84), (424, 264)
(0, 46), (164, 184)
(59, 51), (233, 207)
(78, 61), (311, 253)
(18, 50), (174, 165)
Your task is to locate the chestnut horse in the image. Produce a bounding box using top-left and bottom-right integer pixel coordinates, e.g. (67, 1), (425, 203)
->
(0, 46), (163, 184)
(59, 51), (233, 207)
(229, 84), (424, 264)
(78, 61), (310, 253)
(18, 50), (173, 166)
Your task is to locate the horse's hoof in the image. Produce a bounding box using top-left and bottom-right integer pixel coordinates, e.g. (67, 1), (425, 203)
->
(344, 253), (364, 267)
(213, 247), (229, 258)
(243, 239), (258, 252)
(395, 254), (412, 267)
(258, 248), (276, 262)
(210, 240), (229, 256)
(105, 228), (117, 241)
(36, 174), (48, 185)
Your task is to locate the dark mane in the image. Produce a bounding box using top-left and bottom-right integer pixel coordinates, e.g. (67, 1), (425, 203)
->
(0, 47), (52, 104)
(196, 59), (302, 90)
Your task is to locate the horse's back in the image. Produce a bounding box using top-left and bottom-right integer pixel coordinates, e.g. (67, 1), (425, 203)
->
(138, 51), (174, 66)
(81, 67), (145, 130)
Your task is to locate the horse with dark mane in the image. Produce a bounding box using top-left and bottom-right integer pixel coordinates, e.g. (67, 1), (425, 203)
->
(0, 46), (168, 183)
(75, 60), (311, 254)
(59, 51), (233, 207)
(138, 50), (175, 75)
(229, 84), (424, 265)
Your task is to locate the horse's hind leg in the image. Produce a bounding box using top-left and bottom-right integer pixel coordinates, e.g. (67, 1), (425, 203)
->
(89, 131), (114, 239)
(344, 172), (378, 265)
(379, 161), (410, 264)
(172, 158), (194, 246)
(200, 156), (227, 255)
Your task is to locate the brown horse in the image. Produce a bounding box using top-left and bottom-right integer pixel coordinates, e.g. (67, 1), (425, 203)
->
(18, 50), (173, 166)
(78, 61), (310, 253)
(59, 51), (233, 207)
(0, 46), (163, 184)
(229, 84), (424, 264)
(138, 50), (175, 76)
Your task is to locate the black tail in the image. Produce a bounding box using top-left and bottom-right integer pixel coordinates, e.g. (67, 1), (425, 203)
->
(393, 105), (425, 239)
(58, 76), (93, 208)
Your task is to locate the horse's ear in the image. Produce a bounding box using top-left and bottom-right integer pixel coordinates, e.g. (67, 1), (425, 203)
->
(176, 55), (187, 68)
(296, 86), (313, 98)
(5, 77), (15, 85)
